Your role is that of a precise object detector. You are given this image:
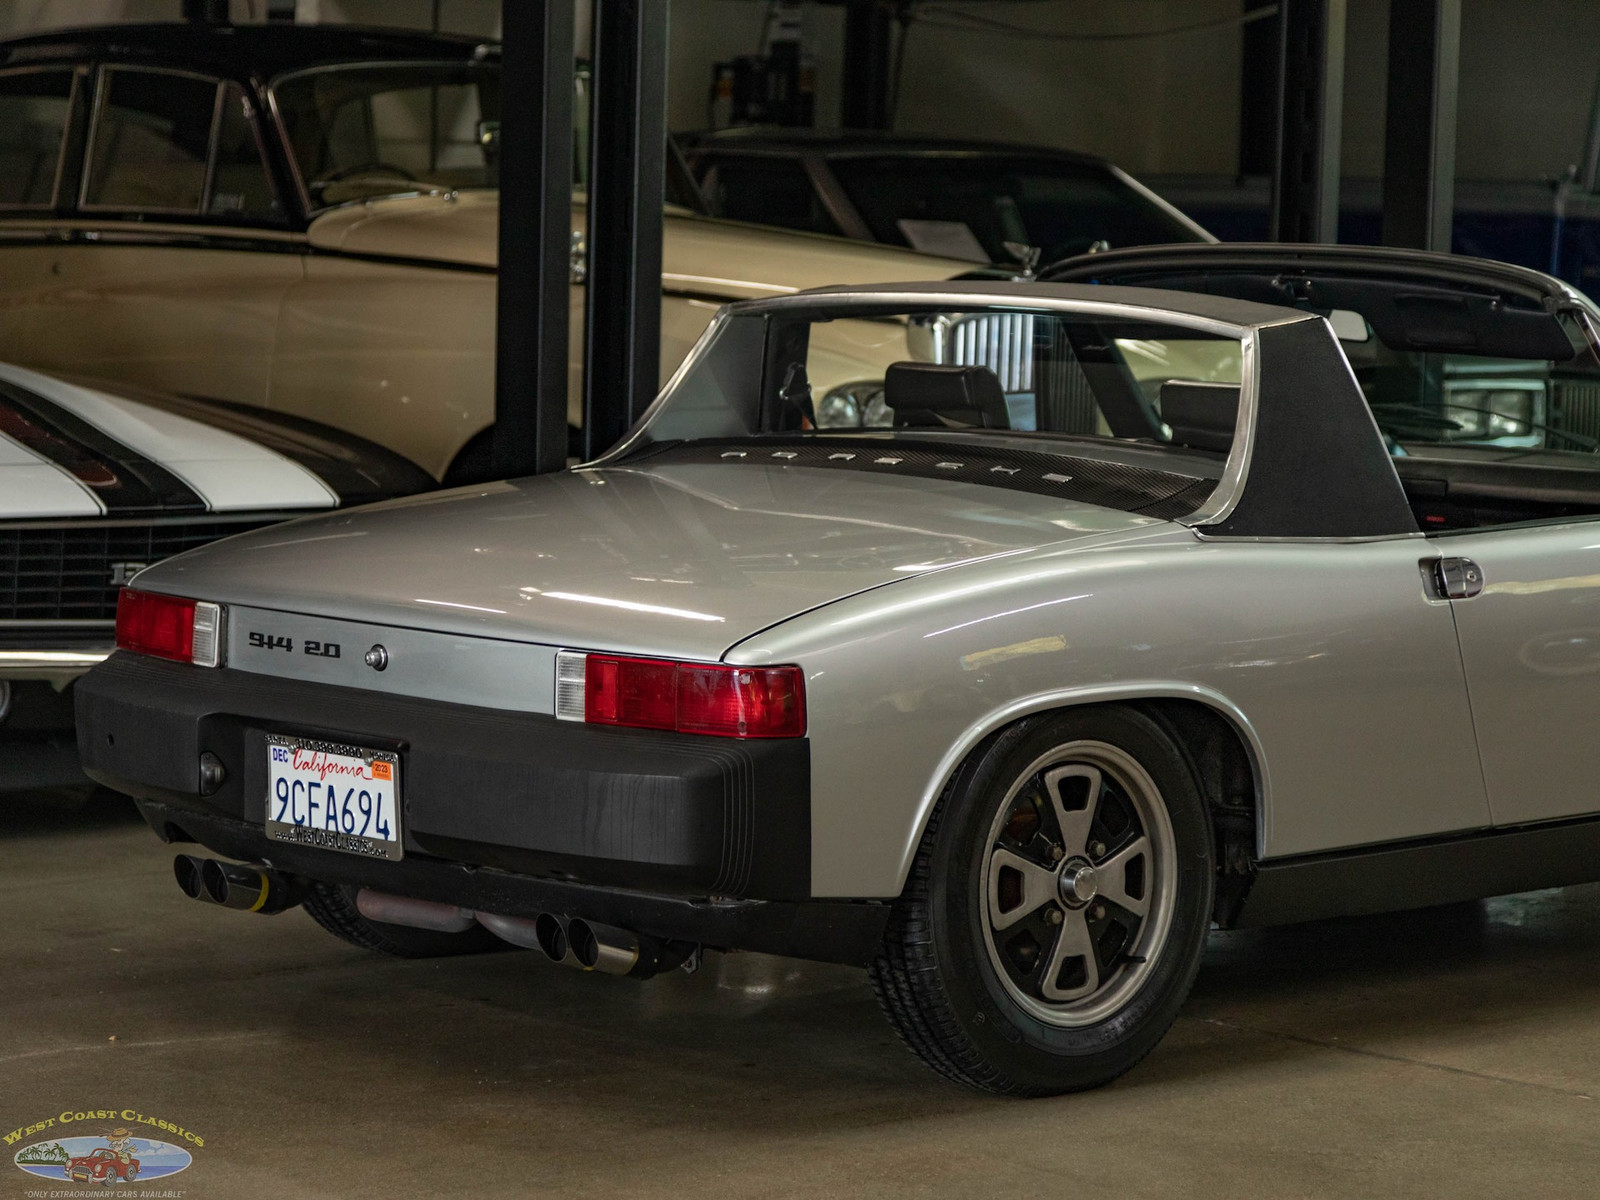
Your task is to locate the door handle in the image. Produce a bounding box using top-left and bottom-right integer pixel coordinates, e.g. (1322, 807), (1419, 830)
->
(1431, 556), (1485, 600)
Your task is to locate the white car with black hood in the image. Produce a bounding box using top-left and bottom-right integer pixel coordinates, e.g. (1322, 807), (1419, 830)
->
(0, 363), (431, 790)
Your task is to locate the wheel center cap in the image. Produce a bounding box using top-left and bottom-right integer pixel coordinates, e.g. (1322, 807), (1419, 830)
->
(1058, 858), (1099, 908)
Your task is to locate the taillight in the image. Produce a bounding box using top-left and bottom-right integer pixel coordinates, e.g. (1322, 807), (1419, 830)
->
(115, 589), (223, 667)
(556, 651), (805, 738)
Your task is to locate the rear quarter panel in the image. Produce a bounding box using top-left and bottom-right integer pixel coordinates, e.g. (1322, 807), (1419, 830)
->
(730, 526), (1489, 898)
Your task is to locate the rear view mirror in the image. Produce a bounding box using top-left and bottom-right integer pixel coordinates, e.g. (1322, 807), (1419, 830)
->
(1327, 309), (1369, 341)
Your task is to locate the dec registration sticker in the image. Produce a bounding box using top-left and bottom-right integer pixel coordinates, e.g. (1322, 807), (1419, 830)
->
(265, 735), (402, 861)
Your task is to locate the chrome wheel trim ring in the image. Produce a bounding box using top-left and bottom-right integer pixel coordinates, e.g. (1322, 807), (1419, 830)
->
(978, 739), (1179, 1029)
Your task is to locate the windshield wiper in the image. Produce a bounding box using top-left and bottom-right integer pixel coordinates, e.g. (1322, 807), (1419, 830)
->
(1369, 402), (1600, 452)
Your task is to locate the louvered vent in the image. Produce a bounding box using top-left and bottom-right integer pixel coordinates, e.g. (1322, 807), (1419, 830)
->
(1556, 381), (1600, 443)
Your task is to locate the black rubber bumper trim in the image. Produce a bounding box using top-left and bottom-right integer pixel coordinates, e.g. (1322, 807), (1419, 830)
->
(132, 797), (888, 966)
(76, 652), (812, 901)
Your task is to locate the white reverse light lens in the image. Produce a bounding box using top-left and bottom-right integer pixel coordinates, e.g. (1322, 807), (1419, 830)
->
(555, 650), (587, 720)
(191, 602), (224, 668)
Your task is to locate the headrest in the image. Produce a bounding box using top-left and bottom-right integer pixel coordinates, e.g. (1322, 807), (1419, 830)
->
(884, 362), (1011, 430)
(1160, 380), (1238, 453)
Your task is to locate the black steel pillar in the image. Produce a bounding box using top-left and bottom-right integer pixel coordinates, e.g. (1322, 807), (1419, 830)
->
(181, 0), (229, 22)
(1271, 0), (1346, 243)
(1381, 0), (1460, 252)
(494, 0), (575, 479)
(582, 0), (669, 459)
(1238, 0), (1282, 176)
(841, 1), (892, 130)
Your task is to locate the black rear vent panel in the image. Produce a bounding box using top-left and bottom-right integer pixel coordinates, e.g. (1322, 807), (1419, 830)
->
(639, 438), (1217, 522)
(0, 519), (277, 622)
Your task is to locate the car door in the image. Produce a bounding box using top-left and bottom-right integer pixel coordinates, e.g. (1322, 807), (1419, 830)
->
(1424, 519), (1600, 825)
(1041, 245), (1600, 825)
(1, 64), (301, 408)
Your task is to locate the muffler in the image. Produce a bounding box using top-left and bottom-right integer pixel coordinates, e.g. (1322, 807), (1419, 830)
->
(355, 889), (475, 933)
(195, 857), (305, 915)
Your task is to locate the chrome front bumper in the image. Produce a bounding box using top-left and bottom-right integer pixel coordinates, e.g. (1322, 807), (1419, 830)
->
(0, 647), (112, 685)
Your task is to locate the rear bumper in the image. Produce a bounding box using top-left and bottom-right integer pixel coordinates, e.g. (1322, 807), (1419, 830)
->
(76, 653), (887, 964)
(131, 795), (887, 965)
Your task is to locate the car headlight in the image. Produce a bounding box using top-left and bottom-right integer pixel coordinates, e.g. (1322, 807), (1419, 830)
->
(816, 382), (891, 429)
(1449, 390), (1488, 434)
(1487, 389), (1533, 436)
(815, 390), (861, 428)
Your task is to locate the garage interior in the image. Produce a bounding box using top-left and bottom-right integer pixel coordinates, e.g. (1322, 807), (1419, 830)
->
(7, 1), (1600, 1195)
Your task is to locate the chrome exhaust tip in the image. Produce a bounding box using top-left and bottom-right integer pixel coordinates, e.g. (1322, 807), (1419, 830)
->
(172, 853), (210, 902)
(475, 910), (566, 959)
(567, 918), (641, 976)
(533, 912), (569, 963)
(197, 858), (304, 914)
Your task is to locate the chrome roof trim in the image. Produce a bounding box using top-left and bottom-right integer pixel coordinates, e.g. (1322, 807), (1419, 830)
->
(1181, 327), (1259, 529)
(594, 308), (734, 465)
(723, 283), (1305, 338)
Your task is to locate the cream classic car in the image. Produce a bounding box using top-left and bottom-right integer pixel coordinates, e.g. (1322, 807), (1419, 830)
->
(0, 21), (972, 482)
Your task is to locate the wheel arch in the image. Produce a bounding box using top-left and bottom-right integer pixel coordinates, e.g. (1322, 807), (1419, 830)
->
(898, 683), (1267, 918)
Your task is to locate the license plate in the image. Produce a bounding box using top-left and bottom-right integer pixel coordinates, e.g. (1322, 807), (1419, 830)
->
(265, 735), (402, 861)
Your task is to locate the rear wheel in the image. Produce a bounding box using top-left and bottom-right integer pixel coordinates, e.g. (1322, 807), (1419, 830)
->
(302, 882), (506, 958)
(870, 706), (1214, 1096)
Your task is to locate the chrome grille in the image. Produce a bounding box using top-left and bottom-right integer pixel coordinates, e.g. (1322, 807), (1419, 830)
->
(0, 519), (275, 622)
(945, 313), (1035, 392)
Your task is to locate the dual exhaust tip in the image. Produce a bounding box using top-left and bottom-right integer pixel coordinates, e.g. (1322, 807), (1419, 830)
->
(173, 856), (688, 978)
(497, 910), (642, 976)
(173, 853), (303, 915)
(345, 888), (646, 973)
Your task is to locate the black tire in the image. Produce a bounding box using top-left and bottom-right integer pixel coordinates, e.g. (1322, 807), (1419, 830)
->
(870, 705), (1214, 1096)
(442, 424), (584, 486)
(302, 882), (507, 959)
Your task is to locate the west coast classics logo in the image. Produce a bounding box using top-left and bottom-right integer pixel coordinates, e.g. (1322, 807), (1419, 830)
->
(9, 1110), (202, 1186)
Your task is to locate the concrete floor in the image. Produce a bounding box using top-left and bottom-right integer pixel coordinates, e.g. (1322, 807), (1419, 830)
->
(4, 791), (1600, 1199)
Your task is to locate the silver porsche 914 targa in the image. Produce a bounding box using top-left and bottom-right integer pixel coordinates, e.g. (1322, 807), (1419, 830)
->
(76, 267), (1600, 1096)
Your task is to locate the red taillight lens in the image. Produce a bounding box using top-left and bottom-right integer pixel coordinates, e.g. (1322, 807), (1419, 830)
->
(115, 588), (196, 663)
(584, 655), (805, 738)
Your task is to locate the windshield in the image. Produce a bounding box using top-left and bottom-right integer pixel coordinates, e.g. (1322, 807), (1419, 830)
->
(827, 155), (1206, 264)
(624, 303), (1241, 521)
(1340, 311), (1600, 454)
(273, 63), (501, 208)
(638, 304), (1240, 450)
